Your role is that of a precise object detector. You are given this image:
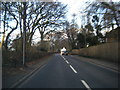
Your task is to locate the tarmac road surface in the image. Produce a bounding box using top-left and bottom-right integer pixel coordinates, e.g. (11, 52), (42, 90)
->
(18, 54), (118, 88)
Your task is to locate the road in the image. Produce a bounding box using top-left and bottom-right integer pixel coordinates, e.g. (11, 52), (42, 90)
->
(18, 54), (118, 88)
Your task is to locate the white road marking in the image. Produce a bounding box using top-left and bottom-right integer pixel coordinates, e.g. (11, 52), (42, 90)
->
(81, 80), (92, 90)
(61, 55), (77, 73)
(61, 55), (69, 64)
(69, 65), (77, 73)
(61, 55), (66, 61)
(62, 56), (70, 64)
(61, 55), (91, 89)
(65, 60), (69, 64)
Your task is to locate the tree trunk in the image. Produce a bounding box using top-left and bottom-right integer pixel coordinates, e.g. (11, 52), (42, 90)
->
(2, 3), (7, 48)
(5, 30), (13, 50)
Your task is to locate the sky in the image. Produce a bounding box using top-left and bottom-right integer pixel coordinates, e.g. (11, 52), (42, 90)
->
(33, 0), (89, 43)
(1, 0), (87, 43)
(59, 0), (89, 26)
(30, 0), (120, 43)
(0, 0), (119, 44)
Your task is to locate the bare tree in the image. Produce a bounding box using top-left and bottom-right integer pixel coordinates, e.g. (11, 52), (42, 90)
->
(84, 1), (120, 29)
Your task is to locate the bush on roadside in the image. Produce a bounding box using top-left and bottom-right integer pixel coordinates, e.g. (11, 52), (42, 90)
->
(2, 45), (51, 68)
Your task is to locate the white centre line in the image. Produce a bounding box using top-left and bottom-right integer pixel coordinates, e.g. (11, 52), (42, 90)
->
(61, 55), (77, 74)
(69, 65), (77, 73)
(65, 60), (69, 64)
(61, 55), (66, 61)
(61, 55), (91, 89)
(81, 80), (92, 90)
(61, 55), (70, 64)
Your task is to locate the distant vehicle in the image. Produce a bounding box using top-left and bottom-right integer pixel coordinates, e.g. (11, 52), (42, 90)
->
(60, 47), (68, 55)
(64, 51), (69, 55)
(61, 51), (69, 55)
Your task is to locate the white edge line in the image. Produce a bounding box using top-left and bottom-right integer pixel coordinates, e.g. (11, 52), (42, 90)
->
(11, 64), (46, 88)
(69, 65), (77, 73)
(81, 80), (92, 90)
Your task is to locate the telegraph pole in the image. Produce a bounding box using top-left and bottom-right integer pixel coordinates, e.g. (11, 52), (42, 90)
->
(23, 2), (27, 66)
